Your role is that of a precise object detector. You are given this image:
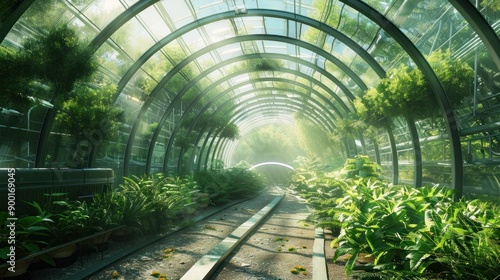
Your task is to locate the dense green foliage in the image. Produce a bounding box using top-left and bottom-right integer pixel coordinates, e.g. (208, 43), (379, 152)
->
(56, 83), (124, 146)
(0, 167), (264, 263)
(290, 156), (500, 279)
(293, 113), (340, 166)
(355, 50), (473, 128)
(194, 167), (265, 204)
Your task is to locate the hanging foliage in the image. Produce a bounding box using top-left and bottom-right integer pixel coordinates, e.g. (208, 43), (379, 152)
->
(355, 50), (473, 127)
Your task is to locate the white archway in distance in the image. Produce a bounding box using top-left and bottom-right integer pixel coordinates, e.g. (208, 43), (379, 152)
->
(249, 161), (295, 170)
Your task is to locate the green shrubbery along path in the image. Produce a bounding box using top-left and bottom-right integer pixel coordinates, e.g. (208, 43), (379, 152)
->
(290, 155), (500, 279)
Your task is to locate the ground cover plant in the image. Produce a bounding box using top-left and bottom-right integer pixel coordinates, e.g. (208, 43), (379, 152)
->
(194, 167), (265, 204)
(290, 155), (500, 279)
(1, 167), (264, 265)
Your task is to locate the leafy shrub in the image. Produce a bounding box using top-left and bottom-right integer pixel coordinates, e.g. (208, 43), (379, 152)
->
(194, 167), (264, 204)
(291, 156), (500, 279)
(330, 180), (500, 279)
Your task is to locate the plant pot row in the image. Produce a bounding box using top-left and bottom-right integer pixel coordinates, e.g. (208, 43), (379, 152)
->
(0, 226), (122, 278)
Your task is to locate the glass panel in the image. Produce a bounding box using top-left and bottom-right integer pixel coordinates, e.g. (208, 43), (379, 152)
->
(204, 20), (237, 43)
(181, 29), (206, 53)
(265, 18), (287, 36)
(473, 0), (500, 38)
(191, 0), (232, 18)
(84, 0), (127, 30)
(161, 1), (195, 28)
(142, 6), (173, 39)
(110, 17), (156, 61)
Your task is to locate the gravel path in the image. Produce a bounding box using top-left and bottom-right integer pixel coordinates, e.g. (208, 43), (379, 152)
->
(29, 187), (353, 280)
(86, 189), (282, 280)
(209, 194), (315, 280)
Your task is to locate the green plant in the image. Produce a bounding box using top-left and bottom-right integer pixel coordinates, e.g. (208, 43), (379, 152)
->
(27, 193), (111, 245)
(0, 211), (54, 265)
(55, 83), (124, 151)
(108, 188), (153, 229)
(341, 154), (383, 179)
(355, 50), (473, 127)
(330, 179), (500, 279)
(194, 167), (264, 205)
(88, 192), (119, 230)
(47, 200), (91, 245)
(104, 174), (208, 231)
(292, 157), (500, 279)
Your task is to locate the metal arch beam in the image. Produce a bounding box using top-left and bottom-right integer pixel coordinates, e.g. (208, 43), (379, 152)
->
(448, 0), (500, 70)
(234, 116), (295, 137)
(125, 49), (354, 175)
(197, 105), (324, 172)
(149, 72), (342, 171)
(145, 54), (350, 174)
(213, 96), (329, 129)
(339, 0), (463, 198)
(0, 0), (35, 43)
(243, 34), (367, 92)
(208, 101), (328, 171)
(199, 101), (326, 172)
(163, 86), (336, 174)
(202, 111), (294, 172)
(109, 11), (382, 176)
(146, 55), (349, 174)
(220, 116), (296, 166)
(146, 35), (358, 170)
(173, 75), (338, 174)
(196, 96), (332, 172)
(252, 75), (348, 115)
(174, 94), (334, 174)
(170, 83), (337, 158)
(89, 0), (159, 50)
(250, 162), (295, 170)
(111, 9), (385, 101)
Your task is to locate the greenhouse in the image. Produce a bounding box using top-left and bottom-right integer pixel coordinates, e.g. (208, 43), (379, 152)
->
(0, 0), (499, 279)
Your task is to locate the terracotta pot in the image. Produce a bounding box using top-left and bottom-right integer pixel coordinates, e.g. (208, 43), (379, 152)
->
(48, 243), (77, 258)
(357, 252), (375, 264)
(0, 260), (30, 278)
(111, 227), (136, 242)
(91, 231), (113, 245)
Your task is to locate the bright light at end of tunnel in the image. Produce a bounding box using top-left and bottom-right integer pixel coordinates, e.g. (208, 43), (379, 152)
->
(249, 162), (295, 170)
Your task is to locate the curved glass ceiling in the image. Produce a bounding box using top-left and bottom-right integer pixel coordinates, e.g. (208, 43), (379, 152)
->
(1, 0), (499, 195)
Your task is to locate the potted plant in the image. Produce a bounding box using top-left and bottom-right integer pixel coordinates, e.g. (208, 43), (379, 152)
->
(0, 211), (54, 278)
(44, 200), (90, 265)
(87, 193), (121, 244)
(26, 195), (90, 266)
(101, 189), (153, 241)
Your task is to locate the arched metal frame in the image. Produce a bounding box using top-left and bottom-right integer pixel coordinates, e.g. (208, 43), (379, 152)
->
(336, 0), (463, 198)
(85, 7), (401, 182)
(156, 68), (346, 174)
(201, 101), (325, 172)
(174, 89), (336, 173)
(171, 83), (338, 168)
(122, 36), (366, 175)
(200, 111), (295, 171)
(137, 33), (368, 174)
(103, 7), (427, 189)
(2, 1), (499, 198)
(0, 0), (35, 42)
(221, 116), (296, 166)
(109, 9), (386, 100)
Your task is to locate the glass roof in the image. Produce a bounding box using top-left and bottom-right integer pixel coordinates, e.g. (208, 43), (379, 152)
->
(1, 0), (499, 193)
